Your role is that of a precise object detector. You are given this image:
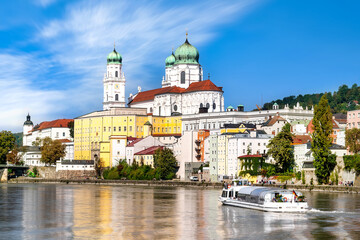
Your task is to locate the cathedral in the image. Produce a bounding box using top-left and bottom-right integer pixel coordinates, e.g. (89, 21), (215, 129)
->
(103, 35), (225, 115)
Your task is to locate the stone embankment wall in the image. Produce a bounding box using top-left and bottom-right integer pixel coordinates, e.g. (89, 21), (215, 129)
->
(29, 166), (96, 179)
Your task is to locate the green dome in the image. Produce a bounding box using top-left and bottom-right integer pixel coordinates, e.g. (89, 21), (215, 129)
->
(107, 48), (122, 64)
(165, 52), (175, 67)
(174, 38), (199, 64)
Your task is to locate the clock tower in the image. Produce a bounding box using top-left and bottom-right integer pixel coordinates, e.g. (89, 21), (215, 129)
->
(103, 45), (126, 110)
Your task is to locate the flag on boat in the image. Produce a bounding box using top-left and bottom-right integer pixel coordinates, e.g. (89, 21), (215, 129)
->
(292, 190), (298, 197)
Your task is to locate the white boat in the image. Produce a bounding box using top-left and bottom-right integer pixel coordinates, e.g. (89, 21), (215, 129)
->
(219, 180), (309, 213)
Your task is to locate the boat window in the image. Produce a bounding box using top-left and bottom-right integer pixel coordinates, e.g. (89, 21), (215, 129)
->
(229, 191), (233, 198)
(222, 191), (227, 198)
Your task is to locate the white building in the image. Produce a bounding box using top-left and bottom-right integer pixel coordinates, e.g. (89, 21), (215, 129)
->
(103, 46), (126, 110)
(125, 136), (163, 165)
(23, 115), (73, 146)
(128, 36), (224, 116)
(227, 131), (274, 178)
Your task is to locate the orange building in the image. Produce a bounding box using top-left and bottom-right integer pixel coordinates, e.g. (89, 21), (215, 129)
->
(307, 118), (340, 144)
(195, 129), (210, 162)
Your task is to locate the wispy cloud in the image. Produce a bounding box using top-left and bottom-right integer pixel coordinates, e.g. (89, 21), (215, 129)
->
(34, 0), (58, 8)
(2, 0), (259, 131)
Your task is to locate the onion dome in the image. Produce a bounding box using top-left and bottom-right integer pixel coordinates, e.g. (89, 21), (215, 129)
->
(24, 113), (33, 126)
(174, 37), (199, 64)
(107, 48), (122, 64)
(165, 52), (175, 68)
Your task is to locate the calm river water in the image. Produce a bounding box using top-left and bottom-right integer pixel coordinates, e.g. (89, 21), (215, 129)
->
(0, 184), (360, 239)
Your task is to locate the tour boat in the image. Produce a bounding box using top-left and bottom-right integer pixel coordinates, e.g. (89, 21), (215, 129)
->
(219, 179), (309, 213)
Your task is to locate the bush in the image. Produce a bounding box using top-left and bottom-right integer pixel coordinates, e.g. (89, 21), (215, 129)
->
(301, 170), (306, 185)
(106, 169), (120, 180)
(296, 171), (301, 180)
(33, 167), (38, 176)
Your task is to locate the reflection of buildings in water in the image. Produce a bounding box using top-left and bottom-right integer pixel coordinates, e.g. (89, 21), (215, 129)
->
(21, 185), (73, 239)
(176, 188), (198, 239)
(72, 186), (112, 238)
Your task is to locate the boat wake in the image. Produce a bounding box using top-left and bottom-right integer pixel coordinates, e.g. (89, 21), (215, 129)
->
(308, 208), (355, 214)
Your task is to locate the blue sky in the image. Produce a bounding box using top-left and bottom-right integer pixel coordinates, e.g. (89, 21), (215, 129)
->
(2, 0), (360, 132)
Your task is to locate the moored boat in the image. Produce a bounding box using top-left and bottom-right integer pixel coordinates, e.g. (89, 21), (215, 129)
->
(219, 180), (309, 213)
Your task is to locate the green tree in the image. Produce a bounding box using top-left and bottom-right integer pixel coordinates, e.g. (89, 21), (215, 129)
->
(267, 123), (295, 173)
(311, 95), (337, 184)
(0, 131), (16, 164)
(153, 148), (177, 179)
(40, 137), (66, 166)
(68, 121), (74, 139)
(6, 146), (26, 165)
(345, 128), (360, 154)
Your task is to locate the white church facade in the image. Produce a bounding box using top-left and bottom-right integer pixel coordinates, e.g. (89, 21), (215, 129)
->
(127, 36), (225, 116)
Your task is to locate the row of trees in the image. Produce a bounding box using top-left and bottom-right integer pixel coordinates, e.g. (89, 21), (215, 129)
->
(262, 83), (360, 113)
(103, 148), (178, 180)
(256, 95), (337, 184)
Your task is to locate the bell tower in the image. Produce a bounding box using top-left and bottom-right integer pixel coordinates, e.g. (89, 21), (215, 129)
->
(103, 44), (126, 110)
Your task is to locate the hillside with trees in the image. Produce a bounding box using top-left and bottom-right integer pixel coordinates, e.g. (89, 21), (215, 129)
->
(262, 84), (360, 113)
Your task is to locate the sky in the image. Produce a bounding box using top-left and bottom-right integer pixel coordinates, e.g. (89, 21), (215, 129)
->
(2, 0), (360, 132)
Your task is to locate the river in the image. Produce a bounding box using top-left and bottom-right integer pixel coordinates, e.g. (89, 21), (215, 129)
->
(0, 184), (359, 239)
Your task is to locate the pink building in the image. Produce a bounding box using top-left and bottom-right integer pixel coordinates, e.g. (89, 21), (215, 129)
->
(347, 110), (360, 129)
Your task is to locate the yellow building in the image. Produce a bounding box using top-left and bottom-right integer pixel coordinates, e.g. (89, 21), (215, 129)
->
(74, 107), (181, 167)
(220, 123), (255, 134)
(133, 146), (163, 167)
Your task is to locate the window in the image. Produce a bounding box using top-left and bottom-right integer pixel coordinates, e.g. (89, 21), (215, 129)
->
(200, 103), (204, 108)
(114, 127), (116, 131)
(115, 71), (118, 77)
(150, 107), (153, 113)
(56, 132), (59, 138)
(117, 140), (120, 144)
(206, 103), (210, 109)
(115, 94), (119, 101)
(130, 126), (132, 131)
(174, 105), (178, 111)
(119, 126), (121, 131)
(63, 132), (65, 137)
(124, 126), (127, 131)
(181, 71), (185, 84)
(213, 102), (216, 110)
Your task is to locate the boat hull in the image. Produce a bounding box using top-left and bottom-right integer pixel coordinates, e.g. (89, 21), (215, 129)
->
(219, 198), (309, 213)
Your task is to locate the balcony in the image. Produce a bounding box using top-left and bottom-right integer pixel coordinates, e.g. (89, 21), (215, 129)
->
(195, 140), (201, 145)
(195, 147), (201, 152)
(196, 154), (201, 159)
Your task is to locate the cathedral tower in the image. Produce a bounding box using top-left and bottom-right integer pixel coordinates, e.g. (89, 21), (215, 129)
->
(103, 45), (126, 110)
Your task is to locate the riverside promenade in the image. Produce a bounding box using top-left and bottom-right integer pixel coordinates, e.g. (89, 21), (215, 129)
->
(5, 178), (360, 193)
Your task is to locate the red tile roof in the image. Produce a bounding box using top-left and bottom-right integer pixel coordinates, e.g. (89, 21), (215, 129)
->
(238, 154), (263, 158)
(129, 80), (222, 104)
(134, 146), (163, 155)
(57, 139), (72, 143)
(184, 80), (223, 93)
(127, 138), (143, 147)
(262, 115), (287, 127)
(129, 86), (185, 103)
(292, 135), (312, 145)
(32, 119), (73, 131)
(152, 133), (182, 137)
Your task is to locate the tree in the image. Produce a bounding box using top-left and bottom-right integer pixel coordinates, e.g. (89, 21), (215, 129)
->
(267, 123), (295, 173)
(6, 146), (26, 165)
(345, 128), (360, 154)
(40, 137), (66, 166)
(0, 131), (16, 164)
(153, 148), (177, 179)
(32, 137), (42, 146)
(68, 121), (74, 139)
(311, 95), (337, 184)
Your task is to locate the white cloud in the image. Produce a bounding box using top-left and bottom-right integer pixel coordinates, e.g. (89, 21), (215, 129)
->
(34, 0), (58, 8)
(1, 0), (260, 131)
(0, 53), (65, 132)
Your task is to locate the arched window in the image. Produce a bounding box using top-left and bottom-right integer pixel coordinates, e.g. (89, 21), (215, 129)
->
(213, 102), (216, 110)
(206, 103), (210, 109)
(174, 105), (178, 111)
(115, 94), (119, 101)
(200, 103), (203, 108)
(115, 71), (118, 77)
(181, 71), (185, 84)
(150, 107), (153, 113)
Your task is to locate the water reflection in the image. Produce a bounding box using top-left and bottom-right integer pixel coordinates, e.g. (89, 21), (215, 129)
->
(0, 184), (360, 239)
